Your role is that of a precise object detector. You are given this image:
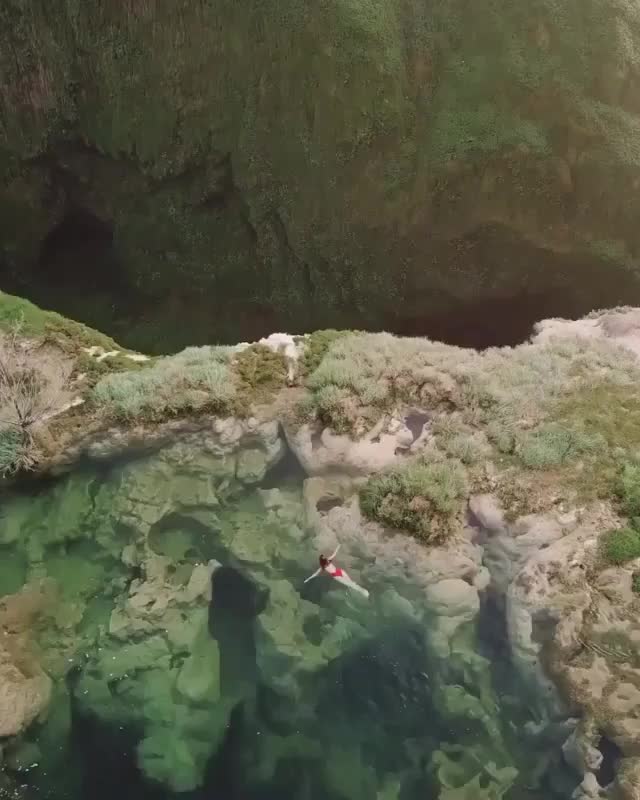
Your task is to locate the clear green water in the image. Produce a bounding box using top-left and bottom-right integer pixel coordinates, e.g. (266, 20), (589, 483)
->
(0, 441), (578, 800)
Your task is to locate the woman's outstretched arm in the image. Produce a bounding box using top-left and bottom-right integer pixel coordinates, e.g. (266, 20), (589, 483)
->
(303, 568), (322, 584)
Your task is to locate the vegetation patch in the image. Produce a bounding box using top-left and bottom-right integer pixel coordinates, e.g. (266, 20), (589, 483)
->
(431, 413), (490, 465)
(305, 332), (464, 434)
(0, 291), (122, 354)
(360, 453), (469, 544)
(298, 330), (355, 377)
(632, 572), (640, 595)
(515, 424), (602, 470)
(93, 346), (237, 421)
(233, 344), (288, 407)
(0, 317), (74, 476)
(600, 527), (640, 566)
(615, 461), (640, 519)
(92, 343), (289, 422)
(0, 428), (26, 476)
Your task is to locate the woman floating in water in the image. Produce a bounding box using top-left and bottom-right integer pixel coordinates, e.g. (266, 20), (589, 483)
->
(303, 544), (369, 598)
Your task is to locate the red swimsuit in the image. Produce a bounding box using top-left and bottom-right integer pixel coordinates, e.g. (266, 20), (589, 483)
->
(321, 558), (344, 578)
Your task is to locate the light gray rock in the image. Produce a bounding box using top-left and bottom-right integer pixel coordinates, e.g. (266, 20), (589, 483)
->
(284, 414), (416, 477)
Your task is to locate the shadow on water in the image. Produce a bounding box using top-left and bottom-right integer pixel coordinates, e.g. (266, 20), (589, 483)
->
(209, 566), (267, 693)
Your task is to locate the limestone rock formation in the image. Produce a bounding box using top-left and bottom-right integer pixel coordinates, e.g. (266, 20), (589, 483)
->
(3, 2), (640, 347)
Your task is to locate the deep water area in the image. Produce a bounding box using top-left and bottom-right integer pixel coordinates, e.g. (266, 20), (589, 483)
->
(0, 437), (580, 800)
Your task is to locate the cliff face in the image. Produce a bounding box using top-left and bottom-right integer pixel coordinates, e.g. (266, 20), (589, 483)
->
(2, 0), (640, 347)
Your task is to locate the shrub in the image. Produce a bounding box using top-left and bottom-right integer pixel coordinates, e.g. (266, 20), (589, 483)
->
(234, 344), (288, 401)
(600, 527), (640, 566)
(360, 454), (468, 543)
(632, 572), (640, 594)
(516, 425), (601, 470)
(93, 346), (237, 420)
(616, 462), (640, 518)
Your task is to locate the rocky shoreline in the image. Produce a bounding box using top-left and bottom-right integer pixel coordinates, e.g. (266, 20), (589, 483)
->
(1, 300), (640, 798)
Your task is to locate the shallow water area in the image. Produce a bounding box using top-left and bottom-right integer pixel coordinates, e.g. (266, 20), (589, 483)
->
(0, 438), (579, 800)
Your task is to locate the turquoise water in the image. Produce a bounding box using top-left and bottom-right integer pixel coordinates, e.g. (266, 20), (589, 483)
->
(0, 440), (579, 800)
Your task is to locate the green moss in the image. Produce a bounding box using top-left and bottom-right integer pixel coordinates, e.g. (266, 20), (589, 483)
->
(0, 291), (121, 352)
(600, 527), (640, 566)
(360, 454), (468, 543)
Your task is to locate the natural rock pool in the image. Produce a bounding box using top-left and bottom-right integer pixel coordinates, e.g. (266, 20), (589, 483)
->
(0, 429), (581, 800)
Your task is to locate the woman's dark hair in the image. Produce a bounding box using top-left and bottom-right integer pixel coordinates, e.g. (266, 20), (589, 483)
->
(319, 554), (329, 568)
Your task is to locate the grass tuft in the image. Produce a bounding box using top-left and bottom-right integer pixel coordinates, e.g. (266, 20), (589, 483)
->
(600, 527), (640, 566)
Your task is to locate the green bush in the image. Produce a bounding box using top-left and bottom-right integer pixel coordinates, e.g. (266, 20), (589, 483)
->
(600, 527), (640, 566)
(632, 572), (640, 595)
(93, 346), (237, 420)
(516, 425), (601, 470)
(360, 455), (468, 543)
(616, 462), (640, 518)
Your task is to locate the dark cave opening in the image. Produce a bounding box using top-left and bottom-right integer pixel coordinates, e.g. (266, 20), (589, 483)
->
(37, 207), (123, 292)
(388, 289), (578, 349)
(595, 734), (623, 787)
(4, 206), (639, 354)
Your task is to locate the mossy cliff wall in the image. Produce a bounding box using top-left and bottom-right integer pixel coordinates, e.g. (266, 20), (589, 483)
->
(2, 0), (640, 344)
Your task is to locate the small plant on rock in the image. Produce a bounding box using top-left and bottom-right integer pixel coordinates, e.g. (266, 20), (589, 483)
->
(0, 317), (73, 475)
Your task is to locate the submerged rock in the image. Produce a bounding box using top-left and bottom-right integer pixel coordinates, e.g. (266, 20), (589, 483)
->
(0, 644), (51, 738)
